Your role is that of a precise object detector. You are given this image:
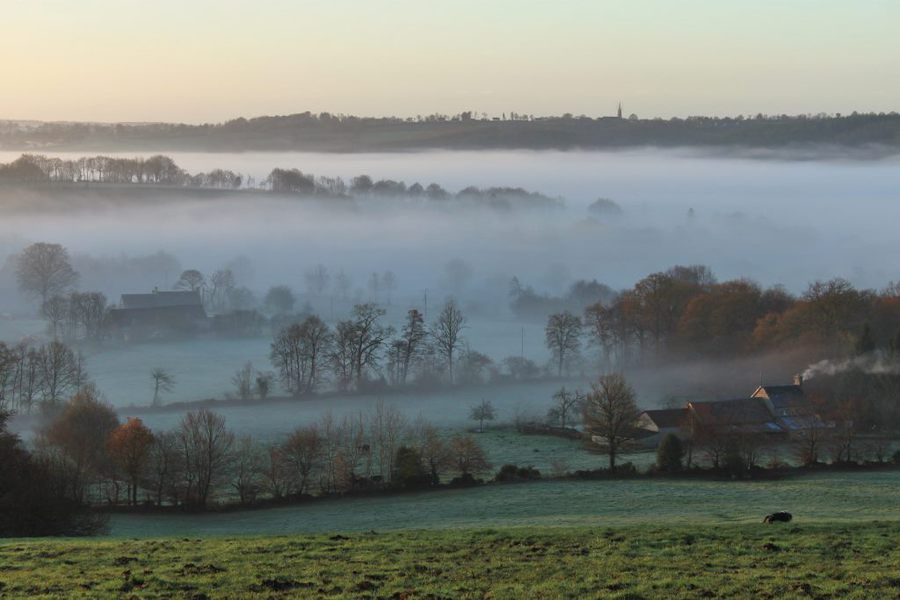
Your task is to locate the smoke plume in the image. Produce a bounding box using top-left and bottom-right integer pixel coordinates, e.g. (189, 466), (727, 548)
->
(802, 352), (900, 381)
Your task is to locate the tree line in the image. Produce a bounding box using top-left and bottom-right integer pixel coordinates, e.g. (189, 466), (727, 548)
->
(0, 340), (87, 414)
(0, 154), (241, 187)
(22, 389), (490, 514)
(0, 154), (564, 210)
(270, 300), (490, 395)
(2, 111), (899, 152)
(520, 265), (900, 371)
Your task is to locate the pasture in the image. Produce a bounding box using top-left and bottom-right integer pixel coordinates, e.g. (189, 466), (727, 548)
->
(3, 521), (898, 598)
(107, 470), (900, 538)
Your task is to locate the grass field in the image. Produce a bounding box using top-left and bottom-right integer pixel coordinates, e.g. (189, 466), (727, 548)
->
(108, 470), (900, 538)
(3, 522), (899, 598)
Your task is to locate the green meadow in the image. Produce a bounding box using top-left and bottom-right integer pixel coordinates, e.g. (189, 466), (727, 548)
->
(3, 522), (899, 598)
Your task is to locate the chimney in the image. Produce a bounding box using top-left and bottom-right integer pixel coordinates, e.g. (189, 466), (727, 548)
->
(793, 373), (803, 388)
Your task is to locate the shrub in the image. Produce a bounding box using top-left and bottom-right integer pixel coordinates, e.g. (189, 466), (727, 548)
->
(495, 464), (541, 482)
(448, 473), (479, 487)
(656, 434), (684, 472)
(393, 446), (430, 488)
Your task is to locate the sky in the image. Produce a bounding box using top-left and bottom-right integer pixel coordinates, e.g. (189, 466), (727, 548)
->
(1, 0), (898, 123)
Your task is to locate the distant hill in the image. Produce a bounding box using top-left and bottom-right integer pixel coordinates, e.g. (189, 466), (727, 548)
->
(1, 111), (899, 153)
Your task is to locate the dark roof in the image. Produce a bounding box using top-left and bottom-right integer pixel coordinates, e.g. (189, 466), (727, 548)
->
(757, 384), (803, 398)
(753, 385), (811, 417)
(120, 291), (202, 310)
(689, 397), (783, 433)
(108, 303), (207, 324)
(640, 408), (689, 429)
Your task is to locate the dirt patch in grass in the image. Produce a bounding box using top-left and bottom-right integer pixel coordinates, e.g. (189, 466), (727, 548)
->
(179, 563), (226, 576)
(249, 577), (314, 592)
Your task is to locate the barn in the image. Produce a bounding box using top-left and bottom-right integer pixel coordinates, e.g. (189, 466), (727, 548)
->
(108, 289), (208, 341)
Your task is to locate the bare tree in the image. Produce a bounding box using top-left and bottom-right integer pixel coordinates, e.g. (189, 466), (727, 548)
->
(208, 269), (235, 312)
(432, 299), (466, 384)
(370, 400), (405, 482)
(793, 420), (829, 466)
(150, 368), (175, 407)
(297, 316), (332, 393)
(547, 386), (583, 429)
(42, 295), (69, 339)
(545, 311), (583, 376)
(396, 309), (426, 385)
(281, 425), (322, 495)
(69, 291), (107, 342)
(270, 316), (333, 396)
(38, 341), (82, 409)
(386, 339), (406, 386)
(231, 361), (255, 401)
(345, 303), (393, 387)
(231, 435), (263, 505)
(582, 373), (640, 472)
(178, 409), (234, 508)
(146, 430), (181, 506)
(469, 399), (496, 433)
(174, 269), (205, 293)
(449, 434), (490, 477)
(16, 242), (78, 308)
(329, 321), (356, 391)
(261, 446), (290, 499)
(411, 420), (452, 485)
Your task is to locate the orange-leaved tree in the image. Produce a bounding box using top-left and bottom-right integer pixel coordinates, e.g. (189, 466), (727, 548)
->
(107, 417), (155, 506)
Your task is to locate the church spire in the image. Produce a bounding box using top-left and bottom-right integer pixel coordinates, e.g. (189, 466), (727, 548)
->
(617, 102), (623, 119)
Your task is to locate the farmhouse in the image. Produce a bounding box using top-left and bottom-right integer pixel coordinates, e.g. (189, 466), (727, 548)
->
(108, 289), (208, 341)
(627, 376), (829, 449)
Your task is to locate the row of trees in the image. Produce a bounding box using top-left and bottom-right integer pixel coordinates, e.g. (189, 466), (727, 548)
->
(270, 301), (470, 393)
(0, 340), (86, 413)
(0, 154), (242, 187)
(173, 267), (255, 313)
(265, 169), (562, 209)
(1, 154), (562, 212)
(36, 389), (490, 510)
(181, 266), (399, 316)
(543, 266), (900, 368)
(5, 112), (899, 152)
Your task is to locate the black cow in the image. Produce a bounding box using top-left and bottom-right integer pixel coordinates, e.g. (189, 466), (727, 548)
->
(763, 511), (793, 523)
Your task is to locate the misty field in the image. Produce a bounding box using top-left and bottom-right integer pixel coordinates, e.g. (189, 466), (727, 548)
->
(3, 522), (899, 598)
(107, 470), (900, 538)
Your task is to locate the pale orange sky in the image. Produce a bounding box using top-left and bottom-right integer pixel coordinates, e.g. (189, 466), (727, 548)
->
(1, 0), (898, 123)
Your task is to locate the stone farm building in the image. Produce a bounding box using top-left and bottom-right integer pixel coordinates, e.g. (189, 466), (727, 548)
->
(108, 290), (208, 341)
(627, 376), (829, 448)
